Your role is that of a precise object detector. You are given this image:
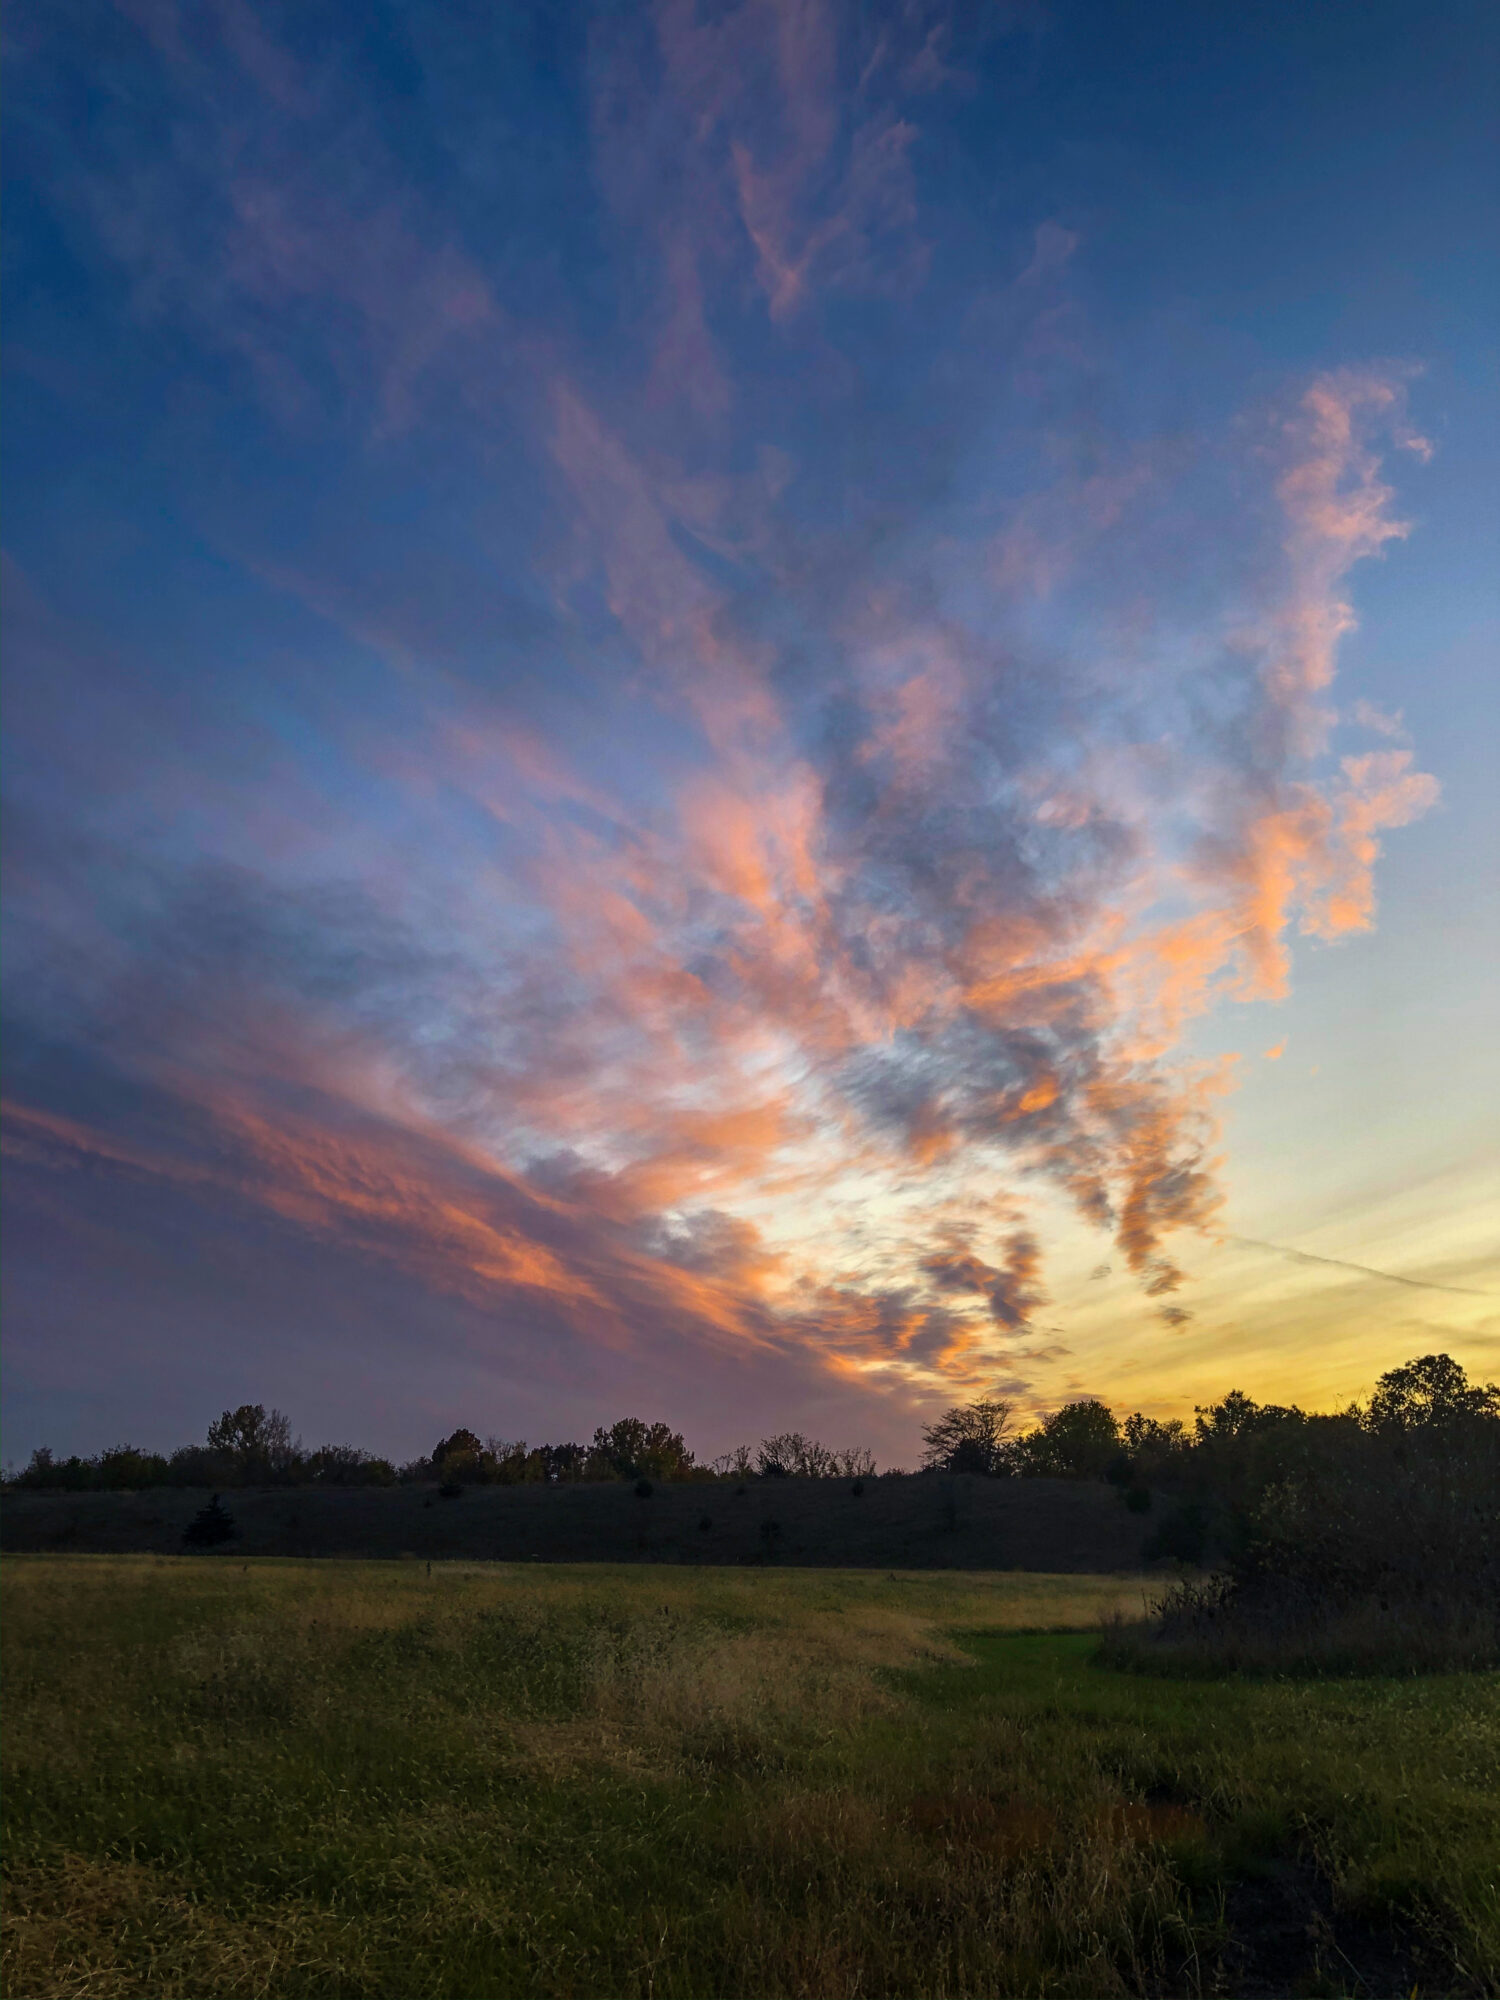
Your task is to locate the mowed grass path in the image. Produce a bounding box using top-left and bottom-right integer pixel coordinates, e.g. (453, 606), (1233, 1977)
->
(3, 1558), (1496, 1998)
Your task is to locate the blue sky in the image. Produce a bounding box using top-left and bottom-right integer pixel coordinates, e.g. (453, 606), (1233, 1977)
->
(4, 0), (1496, 1466)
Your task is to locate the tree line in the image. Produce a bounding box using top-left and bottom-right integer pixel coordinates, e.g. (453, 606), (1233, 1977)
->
(8, 1354), (1495, 1535)
(920, 1352), (1500, 1561)
(5, 1409), (879, 1492)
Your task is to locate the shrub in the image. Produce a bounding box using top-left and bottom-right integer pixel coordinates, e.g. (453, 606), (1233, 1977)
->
(634, 1478), (654, 1499)
(437, 1482), (464, 1500)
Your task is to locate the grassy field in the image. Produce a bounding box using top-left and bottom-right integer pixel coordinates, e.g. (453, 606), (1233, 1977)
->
(3, 1558), (1497, 1999)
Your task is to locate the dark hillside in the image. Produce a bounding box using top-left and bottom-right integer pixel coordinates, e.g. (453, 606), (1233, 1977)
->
(0, 1474), (1156, 1570)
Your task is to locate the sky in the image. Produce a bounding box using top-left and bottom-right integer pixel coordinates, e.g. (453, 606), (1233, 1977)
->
(3, 0), (1497, 1470)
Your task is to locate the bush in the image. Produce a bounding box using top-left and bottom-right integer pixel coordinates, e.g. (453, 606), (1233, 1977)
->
(634, 1478), (653, 1499)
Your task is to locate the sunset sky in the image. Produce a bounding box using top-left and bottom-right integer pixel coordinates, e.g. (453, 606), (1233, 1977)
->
(4, 0), (1497, 1468)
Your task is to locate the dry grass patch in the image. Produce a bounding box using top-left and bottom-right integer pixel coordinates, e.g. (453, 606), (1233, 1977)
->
(2, 1855), (386, 2000)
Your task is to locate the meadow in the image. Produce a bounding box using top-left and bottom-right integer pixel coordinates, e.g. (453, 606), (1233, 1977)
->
(3, 1556), (1497, 2000)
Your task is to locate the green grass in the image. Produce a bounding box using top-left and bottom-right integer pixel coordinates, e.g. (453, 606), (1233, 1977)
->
(3, 1557), (1497, 1998)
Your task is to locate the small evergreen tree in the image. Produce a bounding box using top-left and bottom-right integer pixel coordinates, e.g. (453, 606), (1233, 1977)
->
(183, 1494), (237, 1548)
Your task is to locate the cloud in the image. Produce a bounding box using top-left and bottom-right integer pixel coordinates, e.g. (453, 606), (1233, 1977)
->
(1226, 1235), (1491, 1300)
(2, 2), (1446, 1450)
(9, 355), (1435, 1394)
(922, 1230), (1047, 1331)
(1351, 698), (1408, 741)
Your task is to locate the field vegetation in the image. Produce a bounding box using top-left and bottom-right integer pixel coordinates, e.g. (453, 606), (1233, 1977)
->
(1108, 1354), (1500, 1676)
(4, 1555), (1498, 1999)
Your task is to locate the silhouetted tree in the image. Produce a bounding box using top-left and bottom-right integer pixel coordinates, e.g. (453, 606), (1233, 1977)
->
(1012, 1399), (1120, 1479)
(306, 1445), (396, 1486)
(1192, 1390), (1303, 1447)
(588, 1419), (694, 1481)
(920, 1401), (1015, 1476)
(432, 1427), (483, 1466)
(533, 1442), (590, 1482)
(183, 1493), (237, 1548)
(1365, 1353), (1500, 1433)
(205, 1405), (298, 1482)
(95, 1445), (171, 1489)
(756, 1432), (829, 1477)
(1120, 1412), (1188, 1487)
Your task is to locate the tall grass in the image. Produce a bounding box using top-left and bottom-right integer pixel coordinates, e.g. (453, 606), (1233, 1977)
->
(3, 1556), (1497, 1997)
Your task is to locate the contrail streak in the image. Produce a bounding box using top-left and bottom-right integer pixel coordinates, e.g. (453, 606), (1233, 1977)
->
(1227, 1235), (1491, 1298)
